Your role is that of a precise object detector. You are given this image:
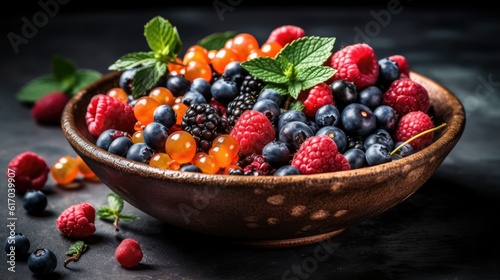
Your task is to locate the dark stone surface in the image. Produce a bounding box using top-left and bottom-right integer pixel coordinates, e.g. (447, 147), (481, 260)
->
(1, 5), (500, 280)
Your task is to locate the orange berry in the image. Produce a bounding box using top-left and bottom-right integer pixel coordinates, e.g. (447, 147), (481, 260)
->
(75, 156), (96, 179)
(172, 103), (188, 126)
(106, 87), (129, 102)
(51, 156), (79, 185)
(165, 131), (197, 164)
(184, 60), (212, 83)
(149, 87), (175, 106)
(133, 96), (159, 125)
(260, 41), (282, 58)
(211, 48), (239, 74)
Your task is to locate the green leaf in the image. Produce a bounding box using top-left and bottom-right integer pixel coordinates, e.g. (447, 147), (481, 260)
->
(15, 74), (62, 103)
(277, 36), (335, 69)
(66, 241), (87, 256)
(107, 193), (123, 213)
(52, 55), (77, 88)
(197, 31), (238, 50)
(131, 61), (167, 98)
(290, 101), (305, 111)
(118, 212), (140, 222)
(241, 57), (289, 84)
(108, 52), (156, 71)
(68, 69), (102, 96)
(295, 65), (337, 90)
(288, 81), (304, 98)
(96, 206), (114, 218)
(144, 16), (182, 59)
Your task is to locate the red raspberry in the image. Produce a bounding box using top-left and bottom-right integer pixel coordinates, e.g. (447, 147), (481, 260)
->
(395, 111), (435, 152)
(115, 238), (143, 268)
(56, 202), (96, 238)
(388, 54), (410, 77)
(229, 110), (275, 157)
(382, 78), (430, 118)
(31, 91), (70, 125)
(85, 94), (136, 138)
(298, 83), (334, 118)
(291, 135), (351, 174)
(266, 25), (305, 47)
(326, 43), (379, 90)
(6, 151), (50, 192)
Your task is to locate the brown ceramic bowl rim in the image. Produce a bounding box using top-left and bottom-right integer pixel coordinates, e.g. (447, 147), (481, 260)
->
(62, 71), (466, 188)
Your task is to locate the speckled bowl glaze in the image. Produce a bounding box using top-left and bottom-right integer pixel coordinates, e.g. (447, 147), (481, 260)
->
(61, 71), (465, 248)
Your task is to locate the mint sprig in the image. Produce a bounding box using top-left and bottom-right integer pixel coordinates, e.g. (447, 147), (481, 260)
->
(15, 55), (101, 103)
(64, 240), (88, 268)
(241, 36), (337, 99)
(108, 16), (182, 98)
(96, 193), (139, 231)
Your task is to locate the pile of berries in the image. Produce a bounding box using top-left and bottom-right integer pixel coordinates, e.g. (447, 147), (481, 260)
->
(85, 25), (441, 176)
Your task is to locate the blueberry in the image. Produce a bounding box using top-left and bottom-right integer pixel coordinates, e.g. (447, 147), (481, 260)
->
(22, 190), (47, 214)
(377, 57), (400, 89)
(365, 143), (392, 166)
(343, 148), (366, 169)
(306, 120), (319, 135)
(126, 143), (155, 163)
(373, 105), (398, 132)
(96, 128), (118, 151)
(357, 86), (384, 109)
(252, 98), (281, 124)
(28, 248), (57, 275)
(211, 78), (239, 105)
(315, 104), (341, 128)
(223, 61), (248, 85)
(190, 77), (212, 101)
(182, 90), (207, 106)
(4, 232), (30, 257)
(316, 126), (347, 153)
(153, 104), (177, 129)
(257, 88), (283, 107)
(108, 136), (134, 157)
(142, 122), (169, 151)
(274, 165), (301, 176)
(119, 68), (137, 94)
(363, 129), (394, 150)
(330, 79), (358, 110)
(180, 164), (203, 173)
(262, 141), (291, 168)
(166, 75), (190, 97)
(341, 103), (376, 137)
(277, 110), (307, 132)
(392, 141), (414, 158)
(279, 121), (314, 152)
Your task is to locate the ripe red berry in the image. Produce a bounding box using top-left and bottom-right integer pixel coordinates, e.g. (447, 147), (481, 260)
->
(382, 78), (430, 118)
(85, 94), (136, 138)
(31, 91), (70, 125)
(291, 135), (351, 174)
(298, 82), (334, 118)
(388, 54), (410, 77)
(56, 202), (96, 238)
(326, 43), (379, 90)
(266, 25), (305, 47)
(229, 110), (275, 157)
(6, 151), (50, 192)
(115, 238), (143, 268)
(395, 111), (435, 152)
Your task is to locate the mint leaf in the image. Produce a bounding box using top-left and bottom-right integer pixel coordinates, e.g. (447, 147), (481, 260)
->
(64, 240), (88, 268)
(97, 192), (139, 231)
(277, 36), (335, 68)
(197, 31), (238, 50)
(52, 55), (77, 83)
(131, 61), (167, 98)
(290, 102), (305, 111)
(108, 52), (156, 71)
(96, 206), (114, 218)
(144, 16), (182, 61)
(295, 65), (336, 90)
(68, 69), (102, 96)
(15, 75), (62, 103)
(288, 81), (304, 98)
(107, 193), (123, 213)
(118, 212), (140, 222)
(241, 57), (289, 84)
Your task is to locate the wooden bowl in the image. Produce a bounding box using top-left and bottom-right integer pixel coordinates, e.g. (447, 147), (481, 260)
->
(61, 71), (465, 248)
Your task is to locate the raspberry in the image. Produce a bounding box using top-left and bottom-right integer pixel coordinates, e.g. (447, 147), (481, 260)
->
(6, 151), (50, 192)
(326, 43), (379, 90)
(56, 202), (96, 238)
(394, 111), (434, 152)
(388, 54), (410, 77)
(115, 238), (143, 268)
(382, 78), (430, 118)
(291, 135), (351, 174)
(31, 91), (70, 125)
(298, 82), (334, 118)
(85, 94), (136, 138)
(266, 25), (305, 47)
(229, 110), (276, 157)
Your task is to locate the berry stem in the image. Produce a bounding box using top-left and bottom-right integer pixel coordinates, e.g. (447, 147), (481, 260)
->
(390, 123), (447, 156)
(114, 215), (120, 231)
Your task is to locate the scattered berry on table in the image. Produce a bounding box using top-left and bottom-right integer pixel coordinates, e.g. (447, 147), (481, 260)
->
(56, 202), (96, 238)
(28, 248), (57, 275)
(115, 238), (143, 268)
(6, 151), (50, 192)
(31, 91), (70, 125)
(3, 232), (30, 257)
(22, 189), (48, 214)
(51, 155), (80, 185)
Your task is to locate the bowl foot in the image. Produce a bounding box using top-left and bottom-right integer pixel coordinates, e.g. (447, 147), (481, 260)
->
(232, 228), (346, 249)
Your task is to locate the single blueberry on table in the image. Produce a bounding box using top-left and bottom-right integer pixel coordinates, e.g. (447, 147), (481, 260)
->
(4, 232), (30, 258)
(28, 248), (57, 275)
(22, 190), (47, 214)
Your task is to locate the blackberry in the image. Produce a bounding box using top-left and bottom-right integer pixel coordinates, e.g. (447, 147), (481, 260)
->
(181, 103), (229, 152)
(226, 92), (257, 130)
(240, 75), (265, 98)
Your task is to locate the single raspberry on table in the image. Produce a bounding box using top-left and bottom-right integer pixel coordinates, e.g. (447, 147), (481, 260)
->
(382, 78), (430, 118)
(6, 151), (50, 192)
(229, 110), (276, 157)
(85, 94), (136, 138)
(388, 54), (410, 77)
(31, 91), (70, 125)
(115, 238), (143, 268)
(56, 202), (96, 238)
(298, 82), (335, 118)
(394, 111), (435, 152)
(325, 43), (379, 90)
(265, 25), (305, 47)
(291, 135), (351, 175)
